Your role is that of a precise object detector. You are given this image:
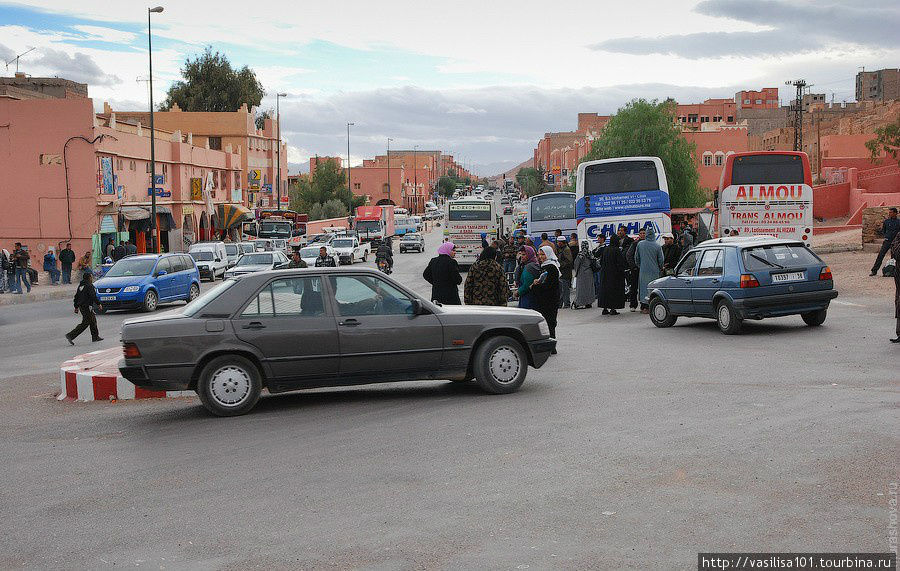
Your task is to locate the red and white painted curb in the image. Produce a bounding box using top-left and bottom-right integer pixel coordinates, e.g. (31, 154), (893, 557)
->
(58, 347), (193, 402)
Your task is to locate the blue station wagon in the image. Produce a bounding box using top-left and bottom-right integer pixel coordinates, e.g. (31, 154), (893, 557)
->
(647, 236), (838, 334)
(93, 253), (201, 313)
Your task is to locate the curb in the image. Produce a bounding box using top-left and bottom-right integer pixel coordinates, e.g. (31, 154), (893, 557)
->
(813, 243), (864, 254)
(58, 348), (193, 402)
(0, 286), (77, 306)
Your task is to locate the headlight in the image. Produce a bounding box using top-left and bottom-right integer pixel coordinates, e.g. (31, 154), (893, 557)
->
(122, 286), (140, 293)
(538, 319), (550, 337)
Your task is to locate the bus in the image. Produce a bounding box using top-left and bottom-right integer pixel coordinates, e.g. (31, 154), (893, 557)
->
(575, 156), (671, 244)
(445, 198), (498, 267)
(717, 151), (813, 242)
(526, 192), (576, 244)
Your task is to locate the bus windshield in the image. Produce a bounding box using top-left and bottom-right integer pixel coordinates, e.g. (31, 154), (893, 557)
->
(583, 160), (659, 195)
(531, 194), (575, 222)
(449, 203), (491, 221)
(731, 154), (805, 185)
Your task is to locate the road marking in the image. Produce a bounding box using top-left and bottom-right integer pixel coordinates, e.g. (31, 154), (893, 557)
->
(832, 300), (865, 307)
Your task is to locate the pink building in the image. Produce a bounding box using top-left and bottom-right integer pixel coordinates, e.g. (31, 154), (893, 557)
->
(0, 97), (243, 264)
(682, 125), (750, 191)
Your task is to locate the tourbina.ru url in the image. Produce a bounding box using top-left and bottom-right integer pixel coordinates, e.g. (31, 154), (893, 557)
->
(698, 553), (896, 570)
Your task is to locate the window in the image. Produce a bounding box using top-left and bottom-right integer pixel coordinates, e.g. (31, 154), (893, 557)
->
(208, 136), (222, 151)
(703, 154), (712, 167)
(146, 163), (151, 173)
(155, 257), (173, 276)
(715, 154), (724, 166)
(116, 159), (123, 170)
(130, 160), (136, 171)
(744, 99), (751, 104)
(213, 170), (219, 189)
(742, 244), (820, 272)
(235, 172), (241, 188)
(181, 255), (195, 271)
(697, 249), (724, 276)
(755, 99), (763, 105)
(727, 116), (734, 122)
(241, 277), (325, 317)
(329, 275), (414, 317)
(676, 251), (699, 277)
(354, 183), (361, 190)
(162, 163), (168, 175)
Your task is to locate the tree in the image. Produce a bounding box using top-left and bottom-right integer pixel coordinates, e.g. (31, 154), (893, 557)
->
(866, 117), (900, 164)
(255, 108), (273, 131)
(161, 47), (265, 113)
(289, 161), (365, 219)
(516, 167), (549, 197)
(582, 98), (705, 208)
(437, 176), (456, 197)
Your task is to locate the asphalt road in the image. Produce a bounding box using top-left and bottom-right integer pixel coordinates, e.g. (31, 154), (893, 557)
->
(1, 225), (897, 569)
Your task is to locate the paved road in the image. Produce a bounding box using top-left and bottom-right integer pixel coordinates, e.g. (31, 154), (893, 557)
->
(1, 227), (897, 568)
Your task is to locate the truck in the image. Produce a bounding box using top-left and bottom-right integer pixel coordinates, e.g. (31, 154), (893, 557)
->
(354, 205), (395, 243)
(330, 235), (371, 264)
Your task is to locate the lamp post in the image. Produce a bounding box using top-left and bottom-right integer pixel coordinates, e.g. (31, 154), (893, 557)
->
(276, 92), (287, 208)
(413, 145), (418, 214)
(386, 137), (393, 201)
(148, 5), (164, 253)
(346, 122), (354, 215)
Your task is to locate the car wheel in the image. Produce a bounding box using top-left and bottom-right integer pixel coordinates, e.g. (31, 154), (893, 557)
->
(142, 289), (158, 312)
(649, 297), (677, 328)
(363, 252), (368, 262)
(197, 355), (262, 417)
(187, 283), (200, 302)
(716, 300), (742, 335)
(473, 335), (527, 394)
(801, 308), (827, 326)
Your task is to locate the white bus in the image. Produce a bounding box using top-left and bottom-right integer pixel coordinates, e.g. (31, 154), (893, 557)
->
(445, 198), (498, 267)
(526, 192), (576, 244)
(576, 156), (672, 244)
(394, 214), (417, 236)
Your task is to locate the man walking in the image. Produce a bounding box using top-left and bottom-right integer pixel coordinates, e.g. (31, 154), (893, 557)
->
(12, 242), (31, 294)
(65, 271), (103, 345)
(557, 238), (574, 308)
(59, 243), (76, 284)
(871, 207), (899, 276)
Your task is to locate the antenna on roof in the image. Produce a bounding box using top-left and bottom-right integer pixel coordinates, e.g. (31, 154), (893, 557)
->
(5, 46), (36, 74)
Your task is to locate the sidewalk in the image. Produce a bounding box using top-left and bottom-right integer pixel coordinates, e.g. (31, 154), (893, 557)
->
(0, 279), (77, 306)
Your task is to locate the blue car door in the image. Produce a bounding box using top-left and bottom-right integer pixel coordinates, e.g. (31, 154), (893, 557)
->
(691, 249), (725, 316)
(666, 250), (700, 314)
(172, 255), (190, 297)
(155, 257), (177, 300)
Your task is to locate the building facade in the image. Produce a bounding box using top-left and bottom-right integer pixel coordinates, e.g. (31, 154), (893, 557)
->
(856, 68), (900, 102)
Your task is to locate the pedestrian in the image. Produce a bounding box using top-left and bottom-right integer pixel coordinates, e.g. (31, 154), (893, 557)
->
(625, 230), (642, 312)
(0, 248), (9, 293)
(515, 245), (541, 310)
(679, 223), (694, 251)
(528, 245), (561, 351)
(572, 240), (596, 309)
(501, 238), (519, 274)
(634, 227), (664, 314)
(568, 233), (580, 259)
(11, 242), (31, 294)
(892, 231), (900, 343)
(591, 235), (606, 298)
(423, 241), (462, 305)
(104, 239), (114, 260)
(59, 242), (75, 284)
(77, 251), (92, 274)
(597, 233), (627, 315)
(661, 233), (682, 275)
(113, 241), (126, 262)
(556, 237), (574, 308)
(125, 240), (137, 256)
(539, 232), (556, 253)
(65, 270), (103, 345)
(278, 249), (308, 269)
(314, 246), (336, 267)
(871, 207), (899, 276)
(617, 226), (634, 251)
(43, 247), (61, 285)
(464, 246), (508, 306)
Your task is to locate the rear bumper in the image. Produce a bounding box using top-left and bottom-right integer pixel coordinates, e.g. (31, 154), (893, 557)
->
(119, 360), (192, 391)
(732, 289), (838, 318)
(528, 338), (556, 368)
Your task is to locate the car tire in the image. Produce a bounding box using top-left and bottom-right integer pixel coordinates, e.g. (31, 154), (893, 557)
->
(716, 300), (742, 335)
(473, 335), (527, 394)
(197, 355), (262, 417)
(186, 283), (200, 303)
(649, 297), (678, 328)
(801, 308), (827, 326)
(142, 289), (158, 312)
(363, 252), (368, 262)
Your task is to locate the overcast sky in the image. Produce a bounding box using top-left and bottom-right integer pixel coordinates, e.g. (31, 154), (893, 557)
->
(1, 0), (897, 175)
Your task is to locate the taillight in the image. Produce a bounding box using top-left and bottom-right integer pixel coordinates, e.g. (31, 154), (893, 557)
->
(819, 266), (833, 281)
(740, 274), (760, 288)
(123, 342), (141, 358)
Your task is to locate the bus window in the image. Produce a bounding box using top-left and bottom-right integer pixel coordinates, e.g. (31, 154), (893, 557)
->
(531, 194), (575, 222)
(583, 160), (660, 195)
(731, 154), (805, 185)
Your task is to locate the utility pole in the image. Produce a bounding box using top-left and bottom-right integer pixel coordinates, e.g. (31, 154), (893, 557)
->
(346, 122), (354, 216)
(413, 145), (418, 214)
(386, 137), (392, 200)
(276, 93), (287, 209)
(786, 79), (806, 152)
(148, 6), (164, 253)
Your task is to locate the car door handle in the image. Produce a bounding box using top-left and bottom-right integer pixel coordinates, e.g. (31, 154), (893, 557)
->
(242, 321), (266, 330)
(711, 279), (720, 284)
(339, 319), (360, 327)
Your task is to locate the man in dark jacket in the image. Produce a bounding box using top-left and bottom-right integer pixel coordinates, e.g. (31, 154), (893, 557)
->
(12, 242), (31, 294)
(278, 250), (307, 269)
(871, 207), (899, 276)
(314, 246), (337, 267)
(661, 233), (682, 275)
(125, 240), (138, 256)
(65, 271), (102, 345)
(59, 243), (76, 284)
(625, 230), (643, 311)
(112, 242), (126, 262)
(557, 239), (574, 308)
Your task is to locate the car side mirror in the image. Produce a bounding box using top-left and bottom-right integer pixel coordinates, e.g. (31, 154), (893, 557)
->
(156, 270), (168, 277)
(215, 257), (221, 262)
(410, 298), (424, 316)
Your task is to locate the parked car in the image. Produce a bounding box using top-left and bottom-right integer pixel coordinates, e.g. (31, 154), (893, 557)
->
(189, 242), (228, 281)
(224, 251), (290, 279)
(330, 236), (370, 264)
(411, 216), (424, 232)
(119, 267), (556, 416)
(94, 253), (200, 313)
(223, 243), (243, 268)
(252, 239), (274, 252)
(399, 233), (425, 253)
(238, 242), (256, 255)
(298, 244), (340, 267)
(647, 236), (838, 334)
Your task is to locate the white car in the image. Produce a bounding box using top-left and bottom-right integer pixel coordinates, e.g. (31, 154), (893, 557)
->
(189, 242), (228, 281)
(299, 245), (340, 267)
(224, 251), (289, 279)
(330, 236), (370, 264)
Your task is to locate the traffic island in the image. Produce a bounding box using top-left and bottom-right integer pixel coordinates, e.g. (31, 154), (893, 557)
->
(59, 347), (193, 402)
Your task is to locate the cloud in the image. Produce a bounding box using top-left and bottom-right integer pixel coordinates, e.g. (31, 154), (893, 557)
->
(71, 24), (137, 44)
(32, 47), (120, 85)
(0, 43), (15, 61)
(593, 0), (900, 58)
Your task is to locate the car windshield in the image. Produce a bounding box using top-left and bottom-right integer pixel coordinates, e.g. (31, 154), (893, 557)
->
(332, 239), (354, 248)
(224, 244), (239, 255)
(190, 251), (214, 261)
(742, 244), (820, 271)
(236, 253), (273, 266)
(300, 247), (322, 257)
(182, 280), (236, 317)
(403, 234), (420, 241)
(105, 258), (156, 277)
(240, 243), (255, 253)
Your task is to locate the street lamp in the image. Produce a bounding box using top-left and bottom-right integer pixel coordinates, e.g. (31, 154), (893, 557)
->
(276, 92), (287, 209)
(148, 5), (163, 253)
(346, 122), (354, 215)
(386, 137), (393, 200)
(413, 145), (419, 214)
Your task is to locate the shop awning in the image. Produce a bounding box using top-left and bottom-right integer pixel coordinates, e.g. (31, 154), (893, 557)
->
(120, 206), (150, 220)
(216, 203), (253, 229)
(121, 205), (177, 231)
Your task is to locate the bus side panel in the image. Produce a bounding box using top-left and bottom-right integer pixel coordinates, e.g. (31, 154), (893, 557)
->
(577, 213), (671, 244)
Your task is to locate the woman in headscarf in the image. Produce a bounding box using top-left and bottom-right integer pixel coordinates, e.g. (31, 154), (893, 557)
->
(597, 233), (627, 315)
(572, 240), (596, 309)
(464, 246), (509, 306)
(527, 245), (561, 349)
(423, 241), (462, 305)
(891, 231), (900, 343)
(634, 226), (664, 314)
(515, 245), (541, 310)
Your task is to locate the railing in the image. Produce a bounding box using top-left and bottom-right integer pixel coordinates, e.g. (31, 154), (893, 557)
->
(858, 163), (900, 181)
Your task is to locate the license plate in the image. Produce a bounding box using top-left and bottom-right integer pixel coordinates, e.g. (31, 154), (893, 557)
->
(772, 271), (805, 283)
(100, 296), (116, 301)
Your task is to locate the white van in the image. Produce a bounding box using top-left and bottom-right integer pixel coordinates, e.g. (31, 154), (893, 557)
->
(188, 241), (228, 281)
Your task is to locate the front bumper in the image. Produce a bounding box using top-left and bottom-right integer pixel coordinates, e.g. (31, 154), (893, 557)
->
(528, 338), (556, 368)
(732, 289), (838, 319)
(197, 267), (215, 279)
(96, 290), (145, 309)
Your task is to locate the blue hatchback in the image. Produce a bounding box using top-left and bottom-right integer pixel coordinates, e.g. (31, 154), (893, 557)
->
(93, 253), (201, 313)
(647, 236), (838, 334)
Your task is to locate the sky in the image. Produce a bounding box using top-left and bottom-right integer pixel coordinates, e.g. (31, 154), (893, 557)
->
(1, 0), (898, 175)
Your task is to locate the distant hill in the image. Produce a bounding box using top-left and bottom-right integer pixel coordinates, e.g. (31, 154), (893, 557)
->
(489, 157), (533, 183)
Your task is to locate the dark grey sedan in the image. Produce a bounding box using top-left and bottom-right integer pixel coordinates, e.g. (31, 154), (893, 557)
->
(119, 268), (556, 416)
